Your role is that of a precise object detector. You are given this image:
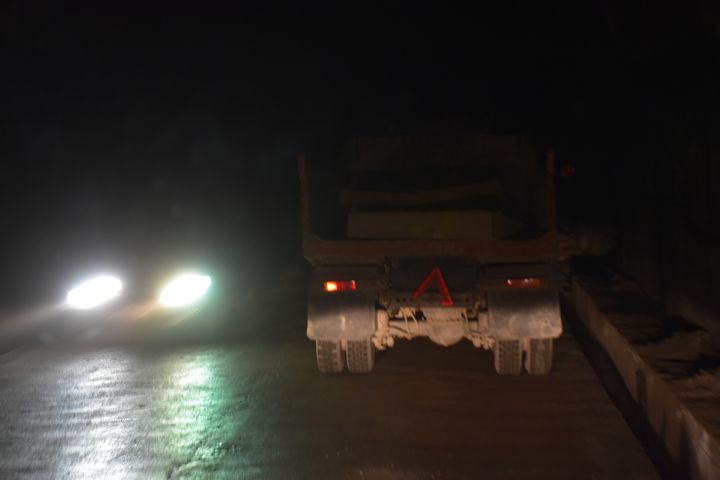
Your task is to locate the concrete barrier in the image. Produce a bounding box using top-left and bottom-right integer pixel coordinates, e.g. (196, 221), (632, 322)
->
(571, 278), (720, 479)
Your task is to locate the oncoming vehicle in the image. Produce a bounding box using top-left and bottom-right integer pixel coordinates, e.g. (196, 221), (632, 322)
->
(45, 271), (216, 341)
(300, 133), (565, 375)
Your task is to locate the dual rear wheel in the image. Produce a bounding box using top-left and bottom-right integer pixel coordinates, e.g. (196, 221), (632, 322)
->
(493, 338), (554, 375)
(315, 340), (375, 374)
(316, 337), (553, 375)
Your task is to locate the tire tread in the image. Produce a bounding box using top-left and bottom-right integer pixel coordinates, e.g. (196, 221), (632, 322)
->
(346, 340), (375, 373)
(525, 338), (553, 375)
(316, 340), (344, 373)
(494, 339), (522, 375)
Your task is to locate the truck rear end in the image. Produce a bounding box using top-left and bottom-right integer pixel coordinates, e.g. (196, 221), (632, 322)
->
(300, 134), (563, 375)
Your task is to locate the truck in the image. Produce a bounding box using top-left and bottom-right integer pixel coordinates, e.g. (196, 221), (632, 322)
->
(299, 133), (566, 375)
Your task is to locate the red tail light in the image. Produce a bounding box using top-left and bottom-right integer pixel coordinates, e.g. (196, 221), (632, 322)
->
(506, 278), (542, 289)
(323, 280), (357, 292)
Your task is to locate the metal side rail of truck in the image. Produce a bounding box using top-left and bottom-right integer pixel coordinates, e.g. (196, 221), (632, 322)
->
(299, 134), (571, 375)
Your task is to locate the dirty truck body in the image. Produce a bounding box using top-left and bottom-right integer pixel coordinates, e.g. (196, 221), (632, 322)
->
(301, 134), (563, 375)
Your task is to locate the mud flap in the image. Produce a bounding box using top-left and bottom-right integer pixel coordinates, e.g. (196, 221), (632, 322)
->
(307, 293), (376, 341)
(487, 289), (562, 340)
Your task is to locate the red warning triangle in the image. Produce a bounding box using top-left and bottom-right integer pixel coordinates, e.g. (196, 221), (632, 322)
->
(412, 266), (454, 306)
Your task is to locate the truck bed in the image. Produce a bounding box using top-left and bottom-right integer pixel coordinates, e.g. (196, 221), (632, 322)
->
(298, 134), (563, 266)
(300, 155), (561, 264)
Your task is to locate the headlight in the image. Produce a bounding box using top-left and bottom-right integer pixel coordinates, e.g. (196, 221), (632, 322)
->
(159, 274), (212, 308)
(66, 276), (123, 310)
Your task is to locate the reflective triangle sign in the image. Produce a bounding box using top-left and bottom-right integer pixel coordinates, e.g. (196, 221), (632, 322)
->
(411, 266), (454, 306)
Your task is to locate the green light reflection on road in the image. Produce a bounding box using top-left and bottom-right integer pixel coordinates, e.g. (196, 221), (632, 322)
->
(157, 350), (240, 477)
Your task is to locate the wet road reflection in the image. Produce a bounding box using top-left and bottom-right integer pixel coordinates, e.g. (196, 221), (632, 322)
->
(0, 336), (658, 479)
(62, 353), (140, 479)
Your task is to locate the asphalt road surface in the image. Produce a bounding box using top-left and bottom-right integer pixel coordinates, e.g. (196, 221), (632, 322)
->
(0, 319), (661, 479)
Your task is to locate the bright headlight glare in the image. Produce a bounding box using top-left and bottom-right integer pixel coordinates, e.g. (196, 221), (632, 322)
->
(159, 274), (211, 307)
(66, 276), (123, 310)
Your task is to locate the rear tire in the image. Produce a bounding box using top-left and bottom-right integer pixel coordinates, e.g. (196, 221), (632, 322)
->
(525, 338), (553, 375)
(346, 340), (375, 373)
(315, 341), (344, 374)
(494, 339), (522, 375)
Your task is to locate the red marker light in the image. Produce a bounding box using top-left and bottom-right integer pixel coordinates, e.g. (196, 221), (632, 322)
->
(506, 278), (542, 289)
(323, 280), (357, 292)
(560, 165), (576, 178)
